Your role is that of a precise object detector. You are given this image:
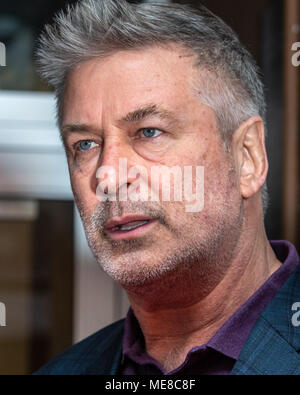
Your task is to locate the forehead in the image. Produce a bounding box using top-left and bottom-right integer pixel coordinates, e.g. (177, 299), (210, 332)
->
(62, 45), (200, 124)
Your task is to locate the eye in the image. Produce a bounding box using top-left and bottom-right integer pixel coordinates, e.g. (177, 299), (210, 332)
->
(77, 140), (99, 152)
(139, 128), (163, 139)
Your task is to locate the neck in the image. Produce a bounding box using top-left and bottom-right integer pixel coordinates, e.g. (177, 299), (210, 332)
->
(126, 215), (281, 371)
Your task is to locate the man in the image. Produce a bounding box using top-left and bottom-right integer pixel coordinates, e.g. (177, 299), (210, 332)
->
(35, 0), (300, 375)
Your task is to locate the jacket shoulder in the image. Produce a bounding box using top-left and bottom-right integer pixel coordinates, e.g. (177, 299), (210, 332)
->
(34, 319), (125, 375)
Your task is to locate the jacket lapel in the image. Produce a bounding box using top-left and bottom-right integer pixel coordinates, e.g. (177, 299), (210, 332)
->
(84, 339), (123, 375)
(231, 315), (300, 374)
(83, 321), (124, 375)
(232, 264), (300, 375)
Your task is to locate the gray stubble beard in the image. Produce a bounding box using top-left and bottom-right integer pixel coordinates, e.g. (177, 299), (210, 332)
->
(76, 195), (244, 297)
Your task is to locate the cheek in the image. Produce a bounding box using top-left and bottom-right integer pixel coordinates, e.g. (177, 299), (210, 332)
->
(70, 171), (97, 214)
(186, 145), (228, 204)
(68, 151), (101, 194)
(133, 136), (174, 162)
(206, 159), (239, 209)
(68, 150), (100, 177)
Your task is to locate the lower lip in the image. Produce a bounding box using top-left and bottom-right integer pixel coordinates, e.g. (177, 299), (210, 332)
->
(105, 220), (158, 241)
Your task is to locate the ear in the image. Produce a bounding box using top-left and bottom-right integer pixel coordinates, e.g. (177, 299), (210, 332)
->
(232, 116), (268, 200)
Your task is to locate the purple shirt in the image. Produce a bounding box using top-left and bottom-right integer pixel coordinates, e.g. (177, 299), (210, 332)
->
(120, 240), (299, 375)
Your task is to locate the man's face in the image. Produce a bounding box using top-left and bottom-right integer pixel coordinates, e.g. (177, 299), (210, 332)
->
(62, 45), (243, 289)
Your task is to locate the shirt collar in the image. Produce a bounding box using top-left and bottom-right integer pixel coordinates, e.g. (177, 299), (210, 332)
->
(122, 240), (299, 363)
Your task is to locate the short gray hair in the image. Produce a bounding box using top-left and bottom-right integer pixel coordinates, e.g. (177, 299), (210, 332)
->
(36, 0), (269, 213)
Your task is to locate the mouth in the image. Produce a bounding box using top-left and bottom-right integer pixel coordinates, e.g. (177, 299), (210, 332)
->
(104, 217), (157, 241)
(110, 220), (150, 232)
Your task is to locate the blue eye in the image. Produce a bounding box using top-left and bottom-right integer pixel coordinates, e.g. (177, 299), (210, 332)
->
(78, 140), (95, 151)
(141, 128), (162, 138)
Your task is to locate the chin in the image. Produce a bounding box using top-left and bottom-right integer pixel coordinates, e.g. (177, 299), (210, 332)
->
(99, 254), (176, 288)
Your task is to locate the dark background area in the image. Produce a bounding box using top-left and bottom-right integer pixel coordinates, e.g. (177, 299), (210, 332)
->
(0, 0), (78, 90)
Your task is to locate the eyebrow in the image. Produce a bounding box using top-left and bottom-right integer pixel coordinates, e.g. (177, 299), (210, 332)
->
(60, 124), (103, 143)
(61, 123), (98, 135)
(61, 104), (178, 138)
(118, 104), (178, 125)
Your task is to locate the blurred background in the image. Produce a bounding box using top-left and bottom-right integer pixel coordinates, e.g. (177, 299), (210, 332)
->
(0, 0), (299, 375)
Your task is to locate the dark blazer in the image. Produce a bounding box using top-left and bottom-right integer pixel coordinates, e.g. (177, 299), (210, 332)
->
(35, 264), (300, 375)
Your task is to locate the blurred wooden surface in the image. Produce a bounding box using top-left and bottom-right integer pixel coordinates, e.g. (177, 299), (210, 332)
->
(283, 0), (299, 244)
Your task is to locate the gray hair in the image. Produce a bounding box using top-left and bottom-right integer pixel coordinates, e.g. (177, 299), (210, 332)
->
(36, 0), (269, 213)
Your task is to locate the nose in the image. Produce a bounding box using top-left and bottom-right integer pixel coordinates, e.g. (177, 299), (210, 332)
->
(95, 137), (137, 201)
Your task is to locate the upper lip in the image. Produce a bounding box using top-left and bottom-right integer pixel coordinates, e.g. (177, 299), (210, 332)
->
(105, 215), (153, 231)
